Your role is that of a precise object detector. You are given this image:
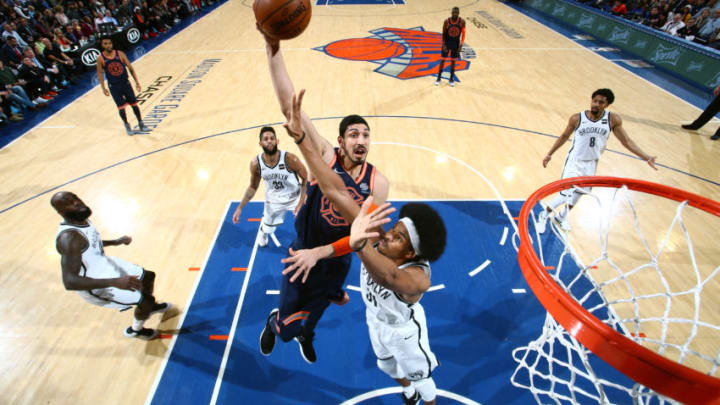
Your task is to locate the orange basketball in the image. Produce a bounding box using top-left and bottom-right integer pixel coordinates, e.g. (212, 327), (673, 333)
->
(253, 0), (312, 40)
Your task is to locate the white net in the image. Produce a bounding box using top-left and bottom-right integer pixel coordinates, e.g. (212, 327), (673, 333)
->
(511, 183), (720, 405)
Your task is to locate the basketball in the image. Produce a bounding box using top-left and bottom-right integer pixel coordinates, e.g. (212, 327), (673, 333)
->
(253, 0), (312, 40)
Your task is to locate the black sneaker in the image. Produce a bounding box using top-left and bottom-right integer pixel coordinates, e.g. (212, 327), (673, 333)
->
(138, 121), (149, 132)
(149, 302), (172, 317)
(124, 122), (134, 135)
(681, 123), (701, 130)
(260, 308), (278, 356)
(402, 391), (421, 405)
(295, 328), (316, 364)
(123, 326), (159, 340)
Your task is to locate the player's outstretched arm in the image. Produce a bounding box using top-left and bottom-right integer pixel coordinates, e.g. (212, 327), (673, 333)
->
(102, 236), (132, 246)
(260, 26), (335, 162)
(233, 159), (261, 224)
(610, 113), (657, 170)
(283, 89), (360, 222)
(543, 114), (578, 167)
(354, 198), (429, 296)
(57, 231), (142, 291)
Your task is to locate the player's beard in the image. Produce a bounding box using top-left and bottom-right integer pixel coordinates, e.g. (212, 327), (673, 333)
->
(344, 144), (367, 166)
(262, 144), (277, 155)
(66, 206), (92, 222)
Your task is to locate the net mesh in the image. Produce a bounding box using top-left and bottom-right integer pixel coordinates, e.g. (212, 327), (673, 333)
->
(511, 182), (720, 405)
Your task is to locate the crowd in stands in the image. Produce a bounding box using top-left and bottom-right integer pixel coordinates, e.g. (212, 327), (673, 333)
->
(0, 0), (216, 126)
(580, 0), (720, 48)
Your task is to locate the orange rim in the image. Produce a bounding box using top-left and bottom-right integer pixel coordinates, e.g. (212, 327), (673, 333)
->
(517, 176), (720, 405)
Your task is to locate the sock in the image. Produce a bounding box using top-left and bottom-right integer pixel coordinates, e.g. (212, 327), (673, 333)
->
(436, 61), (445, 80)
(131, 105), (142, 121)
(132, 318), (145, 331)
(450, 60), (456, 81)
(402, 384), (415, 398)
(119, 108), (128, 123)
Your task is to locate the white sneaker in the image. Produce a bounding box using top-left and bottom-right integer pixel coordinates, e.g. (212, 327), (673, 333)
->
(449, 81), (456, 87)
(434, 80), (440, 86)
(258, 232), (268, 247)
(556, 215), (571, 232)
(536, 210), (549, 234)
(34, 97), (47, 104)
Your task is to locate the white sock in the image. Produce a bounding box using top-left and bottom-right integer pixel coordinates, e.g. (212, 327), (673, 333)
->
(402, 384), (415, 398)
(132, 318), (145, 331)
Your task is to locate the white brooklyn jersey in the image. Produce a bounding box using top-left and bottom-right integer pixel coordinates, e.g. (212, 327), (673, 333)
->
(361, 253), (431, 325)
(56, 221), (109, 277)
(567, 110), (612, 161)
(258, 150), (301, 205)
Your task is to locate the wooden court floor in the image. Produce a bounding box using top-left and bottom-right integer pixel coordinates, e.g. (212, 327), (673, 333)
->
(1, 0), (719, 403)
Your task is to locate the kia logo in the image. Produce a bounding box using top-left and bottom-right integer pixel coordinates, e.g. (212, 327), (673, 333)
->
(81, 48), (101, 66)
(127, 28), (141, 44)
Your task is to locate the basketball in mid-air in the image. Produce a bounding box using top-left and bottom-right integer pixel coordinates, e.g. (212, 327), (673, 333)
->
(254, 0), (312, 40)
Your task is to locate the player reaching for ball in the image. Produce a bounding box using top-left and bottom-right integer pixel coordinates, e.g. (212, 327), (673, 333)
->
(256, 25), (391, 364)
(281, 90), (447, 405)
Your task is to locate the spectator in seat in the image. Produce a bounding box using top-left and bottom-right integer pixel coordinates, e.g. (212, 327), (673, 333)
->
(612, 0), (628, 16)
(662, 12), (686, 35)
(79, 16), (96, 40)
(17, 57), (54, 101)
(102, 9), (119, 26)
(644, 6), (667, 28)
(693, 8), (711, 29)
(2, 22), (28, 47)
(63, 24), (80, 46)
(0, 59), (46, 110)
(16, 19), (36, 44)
(1, 36), (24, 69)
(697, 9), (720, 40)
(54, 5), (70, 26)
(677, 17), (699, 39)
(41, 37), (80, 83)
(22, 46), (66, 90)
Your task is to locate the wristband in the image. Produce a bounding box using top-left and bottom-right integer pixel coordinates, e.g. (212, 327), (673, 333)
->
(329, 202), (380, 257)
(295, 131), (306, 144)
(352, 239), (368, 252)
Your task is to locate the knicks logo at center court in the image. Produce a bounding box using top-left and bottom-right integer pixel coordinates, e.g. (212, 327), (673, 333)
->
(313, 27), (473, 80)
(320, 187), (365, 227)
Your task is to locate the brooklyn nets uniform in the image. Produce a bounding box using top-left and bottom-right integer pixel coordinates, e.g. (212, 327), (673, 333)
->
(257, 150), (302, 233)
(560, 110), (612, 197)
(56, 221), (144, 310)
(361, 252), (438, 381)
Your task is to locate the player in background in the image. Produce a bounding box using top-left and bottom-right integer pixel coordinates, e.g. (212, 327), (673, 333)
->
(537, 88), (657, 232)
(232, 126), (307, 247)
(435, 7), (465, 87)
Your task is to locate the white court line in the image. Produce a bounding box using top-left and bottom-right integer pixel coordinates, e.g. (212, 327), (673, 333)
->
(270, 233), (280, 247)
(340, 386), (482, 405)
(512, 288), (527, 294)
(427, 284), (445, 292)
(36, 125), (77, 129)
(143, 201), (230, 405)
(469, 259), (491, 277)
(208, 224), (262, 404)
(346, 285), (362, 292)
(265, 290), (279, 295)
(499, 226), (509, 246)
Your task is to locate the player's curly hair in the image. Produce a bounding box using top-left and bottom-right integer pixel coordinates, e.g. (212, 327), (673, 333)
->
(399, 203), (447, 263)
(592, 88), (615, 105)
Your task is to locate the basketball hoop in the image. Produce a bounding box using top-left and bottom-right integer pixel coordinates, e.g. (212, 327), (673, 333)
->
(513, 176), (720, 404)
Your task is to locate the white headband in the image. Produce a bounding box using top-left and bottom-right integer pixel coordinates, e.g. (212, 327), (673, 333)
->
(399, 217), (421, 256)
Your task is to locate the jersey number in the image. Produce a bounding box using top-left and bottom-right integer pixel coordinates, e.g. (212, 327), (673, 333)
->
(589, 137), (596, 147)
(272, 180), (285, 190)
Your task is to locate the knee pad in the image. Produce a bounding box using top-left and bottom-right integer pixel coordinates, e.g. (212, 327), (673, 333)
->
(412, 377), (437, 402)
(376, 357), (402, 379)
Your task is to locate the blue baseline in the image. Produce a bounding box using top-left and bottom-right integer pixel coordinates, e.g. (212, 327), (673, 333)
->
(317, 0), (405, 5)
(148, 199), (632, 404)
(0, 0), (227, 150)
